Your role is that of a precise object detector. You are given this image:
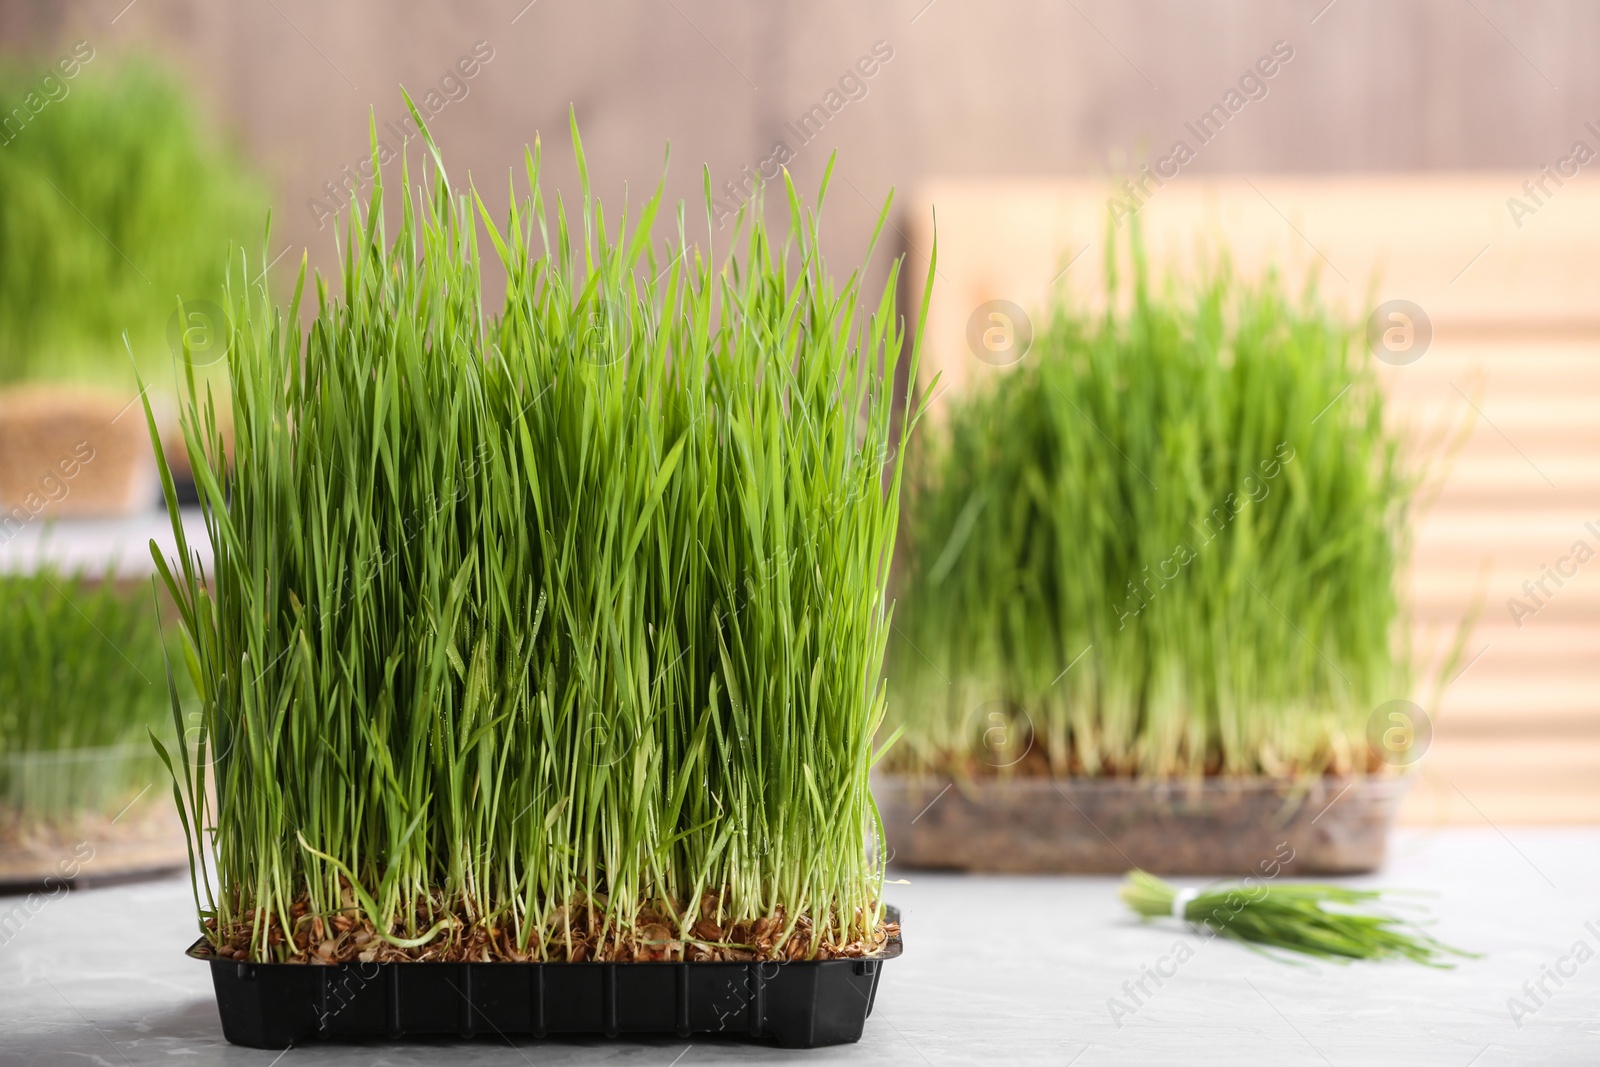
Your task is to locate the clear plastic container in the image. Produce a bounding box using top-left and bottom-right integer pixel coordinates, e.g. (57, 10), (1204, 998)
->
(0, 742), (185, 887)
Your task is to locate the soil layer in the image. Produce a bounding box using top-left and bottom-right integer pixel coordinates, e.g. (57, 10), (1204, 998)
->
(196, 892), (899, 965)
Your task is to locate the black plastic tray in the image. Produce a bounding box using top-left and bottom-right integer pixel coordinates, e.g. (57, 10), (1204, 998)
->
(194, 907), (901, 1050)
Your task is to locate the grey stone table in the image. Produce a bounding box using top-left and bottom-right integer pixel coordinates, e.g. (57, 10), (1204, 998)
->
(2, 827), (1596, 1065)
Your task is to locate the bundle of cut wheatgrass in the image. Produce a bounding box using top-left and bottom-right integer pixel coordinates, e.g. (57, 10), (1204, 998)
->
(885, 231), (1423, 780)
(151, 105), (924, 964)
(1120, 871), (1471, 965)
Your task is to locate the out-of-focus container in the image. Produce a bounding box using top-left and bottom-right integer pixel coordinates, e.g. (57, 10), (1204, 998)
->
(0, 742), (185, 889)
(875, 773), (1411, 875)
(0, 387), (159, 520)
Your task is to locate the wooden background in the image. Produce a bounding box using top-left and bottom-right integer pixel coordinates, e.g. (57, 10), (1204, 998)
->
(2, 0), (1595, 296)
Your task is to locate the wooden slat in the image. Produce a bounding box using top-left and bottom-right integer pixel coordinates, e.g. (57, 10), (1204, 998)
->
(1412, 511), (1600, 559)
(911, 175), (1600, 404)
(1401, 737), (1600, 825)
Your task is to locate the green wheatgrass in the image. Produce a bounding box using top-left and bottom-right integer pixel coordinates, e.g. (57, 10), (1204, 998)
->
(1120, 870), (1473, 966)
(885, 228), (1417, 780)
(0, 56), (263, 390)
(0, 567), (176, 822)
(150, 103), (927, 963)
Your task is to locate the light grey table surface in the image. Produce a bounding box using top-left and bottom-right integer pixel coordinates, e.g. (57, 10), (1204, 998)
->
(2, 827), (1596, 1066)
(0, 506), (210, 578)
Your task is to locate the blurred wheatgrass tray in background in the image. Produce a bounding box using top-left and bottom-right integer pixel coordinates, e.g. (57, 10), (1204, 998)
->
(877, 225), (1471, 875)
(149, 100), (924, 1047)
(0, 565), (185, 886)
